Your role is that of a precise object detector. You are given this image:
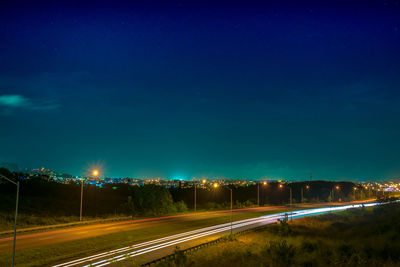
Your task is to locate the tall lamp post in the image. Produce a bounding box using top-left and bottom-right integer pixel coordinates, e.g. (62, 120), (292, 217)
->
(80, 169), (99, 221)
(194, 179), (206, 213)
(279, 184), (292, 206)
(0, 174), (19, 267)
(301, 185), (310, 203)
(353, 187), (357, 200)
(257, 181), (268, 206)
(194, 182), (197, 212)
(332, 185), (340, 202)
(214, 183), (233, 234)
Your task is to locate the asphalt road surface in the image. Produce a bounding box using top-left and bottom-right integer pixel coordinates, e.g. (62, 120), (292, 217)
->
(0, 206), (288, 253)
(53, 202), (381, 267)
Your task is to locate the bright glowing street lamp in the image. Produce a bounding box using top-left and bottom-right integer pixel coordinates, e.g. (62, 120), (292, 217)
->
(331, 185), (340, 202)
(279, 184), (292, 206)
(227, 187), (233, 234)
(213, 184), (233, 234)
(301, 185), (310, 203)
(194, 179), (207, 212)
(194, 181), (197, 212)
(258, 181), (267, 206)
(80, 169), (100, 221)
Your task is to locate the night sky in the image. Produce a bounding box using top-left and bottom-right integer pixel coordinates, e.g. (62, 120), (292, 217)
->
(1, 1), (400, 180)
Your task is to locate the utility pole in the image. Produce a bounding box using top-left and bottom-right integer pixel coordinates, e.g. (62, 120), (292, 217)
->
(228, 188), (233, 234)
(0, 174), (19, 267)
(194, 183), (197, 212)
(212, 184), (233, 234)
(289, 187), (292, 206)
(301, 187), (304, 203)
(257, 183), (260, 206)
(80, 179), (84, 221)
(13, 182), (19, 267)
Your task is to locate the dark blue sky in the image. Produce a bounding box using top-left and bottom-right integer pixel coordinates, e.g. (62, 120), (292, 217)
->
(1, 1), (400, 180)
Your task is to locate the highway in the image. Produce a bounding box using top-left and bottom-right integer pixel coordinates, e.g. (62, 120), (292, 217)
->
(53, 202), (380, 267)
(0, 206), (287, 253)
(0, 200), (370, 253)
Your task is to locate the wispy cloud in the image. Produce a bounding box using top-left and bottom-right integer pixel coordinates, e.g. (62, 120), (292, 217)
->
(0, 94), (60, 112)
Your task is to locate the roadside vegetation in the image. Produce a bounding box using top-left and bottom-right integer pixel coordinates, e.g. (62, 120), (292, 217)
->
(159, 202), (400, 267)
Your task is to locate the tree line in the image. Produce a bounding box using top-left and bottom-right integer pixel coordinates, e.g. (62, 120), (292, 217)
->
(0, 168), (379, 218)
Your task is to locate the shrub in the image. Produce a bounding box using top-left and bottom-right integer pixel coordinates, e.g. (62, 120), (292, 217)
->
(174, 201), (188, 213)
(277, 213), (292, 237)
(264, 240), (296, 266)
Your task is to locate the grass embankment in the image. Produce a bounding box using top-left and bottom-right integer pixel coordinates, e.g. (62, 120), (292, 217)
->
(0, 208), (295, 266)
(161, 203), (400, 267)
(0, 212), (127, 233)
(0, 213), (82, 232)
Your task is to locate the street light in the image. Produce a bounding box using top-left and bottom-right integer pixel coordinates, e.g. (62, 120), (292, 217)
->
(194, 182), (197, 212)
(0, 174), (19, 267)
(80, 169), (100, 221)
(228, 187), (233, 234)
(332, 185), (340, 202)
(353, 187), (357, 200)
(258, 181), (267, 206)
(213, 184), (233, 234)
(279, 184), (292, 206)
(194, 179), (207, 212)
(301, 185), (310, 203)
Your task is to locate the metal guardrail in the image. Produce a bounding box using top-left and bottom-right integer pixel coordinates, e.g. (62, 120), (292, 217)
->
(140, 225), (272, 267)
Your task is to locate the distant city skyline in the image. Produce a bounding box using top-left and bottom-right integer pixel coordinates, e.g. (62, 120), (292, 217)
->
(1, 162), (397, 182)
(1, 1), (400, 180)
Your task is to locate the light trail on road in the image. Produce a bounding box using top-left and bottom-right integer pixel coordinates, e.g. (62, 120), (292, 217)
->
(53, 215), (280, 267)
(55, 202), (382, 267)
